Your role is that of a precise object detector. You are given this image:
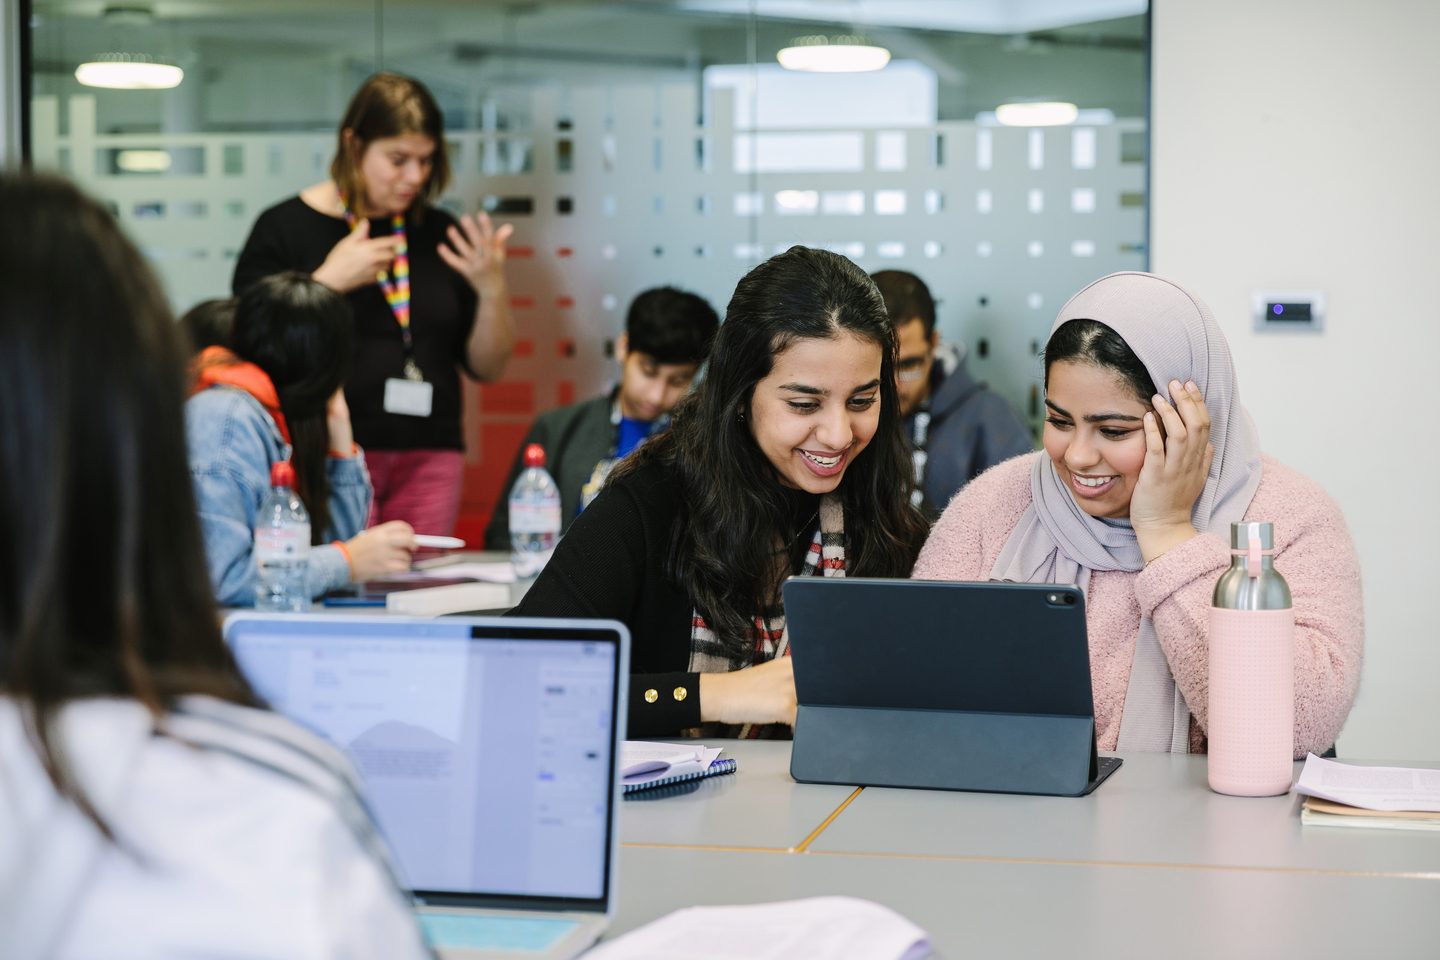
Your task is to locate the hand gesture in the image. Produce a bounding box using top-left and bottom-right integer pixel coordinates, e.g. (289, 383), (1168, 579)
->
(698, 657), (797, 727)
(437, 211), (514, 293)
(1130, 379), (1214, 562)
(326, 388), (354, 456)
(344, 521), (416, 581)
(312, 219), (403, 294)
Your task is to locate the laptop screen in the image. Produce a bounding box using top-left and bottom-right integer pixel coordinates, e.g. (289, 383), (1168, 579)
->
(225, 615), (623, 908)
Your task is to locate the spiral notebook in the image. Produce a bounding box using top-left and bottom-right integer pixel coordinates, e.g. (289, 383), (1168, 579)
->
(621, 742), (736, 795)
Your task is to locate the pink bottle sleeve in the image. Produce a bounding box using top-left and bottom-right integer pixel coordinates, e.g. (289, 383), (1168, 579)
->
(1207, 607), (1295, 796)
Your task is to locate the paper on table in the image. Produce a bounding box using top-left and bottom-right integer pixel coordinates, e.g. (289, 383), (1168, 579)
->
(1293, 754), (1440, 812)
(621, 742), (722, 784)
(622, 742), (703, 778)
(1300, 796), (1440, 831)
(585, 896), (931, 960)
(426, 561), (517, 584)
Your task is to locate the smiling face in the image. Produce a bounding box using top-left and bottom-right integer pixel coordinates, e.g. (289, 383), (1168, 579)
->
(1042, 360), (1151, 519)
(356, 132), (436, 216)
(748, 332), (884, 494)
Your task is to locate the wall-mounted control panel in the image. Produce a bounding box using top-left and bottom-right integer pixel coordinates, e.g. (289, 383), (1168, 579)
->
(1252, 289), (1325, 332)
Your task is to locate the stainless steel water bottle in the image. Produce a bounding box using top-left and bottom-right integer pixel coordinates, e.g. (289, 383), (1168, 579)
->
(1207, 521), (1295, 796)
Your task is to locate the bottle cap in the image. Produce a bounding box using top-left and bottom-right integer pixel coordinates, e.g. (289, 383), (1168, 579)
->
(1229, 521), (1274, 551)
(522, 443), (547, 468)
(270, 461), (296, 488)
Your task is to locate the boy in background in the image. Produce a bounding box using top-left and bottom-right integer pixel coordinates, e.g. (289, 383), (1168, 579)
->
(872, 269), (1032, 517)
(485, 286), (719, 548)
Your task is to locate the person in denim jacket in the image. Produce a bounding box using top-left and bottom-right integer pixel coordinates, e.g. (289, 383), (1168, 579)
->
(186, 273), (417, 605)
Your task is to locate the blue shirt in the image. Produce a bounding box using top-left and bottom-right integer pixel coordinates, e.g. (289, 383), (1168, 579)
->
(616, 416), (656, 460)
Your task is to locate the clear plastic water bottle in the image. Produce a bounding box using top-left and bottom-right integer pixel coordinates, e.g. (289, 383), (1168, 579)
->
(1208, 520), (1295, 797)
(509, 443), (562, 580)
(254, 461), (312, 611)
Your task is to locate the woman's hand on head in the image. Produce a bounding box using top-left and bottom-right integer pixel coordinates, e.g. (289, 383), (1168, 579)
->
(326, 388), (354, 455)
(437, 211), (513, 294)
(345, 521), (416, 581)
(1131, 379), (1214, 563)
(312, 218), (403, 294)
(698, 657), (797, 727)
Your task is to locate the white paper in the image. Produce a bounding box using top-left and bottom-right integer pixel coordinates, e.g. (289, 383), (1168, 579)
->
(621, 742), (722, 785)
(385, 582), (510, 616)
(585, 896), (930, 960)
(1293, 754), (1440, 812)
(427, 561), (516, 584)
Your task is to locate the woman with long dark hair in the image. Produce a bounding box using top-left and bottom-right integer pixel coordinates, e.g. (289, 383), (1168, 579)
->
(234, 71), (514, 534)
(514, 246), (928, 737)
(188, 271), (417, 605)
(0, 171), (428, 956)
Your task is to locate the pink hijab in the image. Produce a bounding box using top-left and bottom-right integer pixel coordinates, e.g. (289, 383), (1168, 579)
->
(990, 272), (1263, 751)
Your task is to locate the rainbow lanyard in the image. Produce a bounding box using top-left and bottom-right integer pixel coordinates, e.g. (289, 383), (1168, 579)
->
(343, 204), (423, 382)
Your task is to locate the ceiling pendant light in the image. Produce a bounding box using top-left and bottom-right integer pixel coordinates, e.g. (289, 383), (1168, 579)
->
(777, 35), (891, 73)
(993, 101), (1080, 127)
(75, 53), (184, 90)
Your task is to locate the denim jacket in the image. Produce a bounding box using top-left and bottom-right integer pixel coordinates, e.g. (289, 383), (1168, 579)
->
(186, 385), (371, 605)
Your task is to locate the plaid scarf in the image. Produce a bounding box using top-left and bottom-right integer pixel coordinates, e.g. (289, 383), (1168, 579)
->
(687, 493), (845, 739)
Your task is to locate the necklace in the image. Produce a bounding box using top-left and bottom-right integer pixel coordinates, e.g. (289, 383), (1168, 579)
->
(788, 508), (820, 550)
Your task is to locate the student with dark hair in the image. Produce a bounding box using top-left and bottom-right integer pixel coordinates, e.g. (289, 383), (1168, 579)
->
(178, 296), (235, 354)
(514, 248), (927, 737)
(914, 272), (1363, 756)
(871, 269), (1032, 517)
(234, 71), (515, 535)
(0, 171), (428, 956)
(188, 271), (417, 605)
(484, 285), (720, 548)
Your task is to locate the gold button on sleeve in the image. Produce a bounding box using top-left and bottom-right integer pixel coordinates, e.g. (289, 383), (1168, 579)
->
(644, 688), (659, 704)
(672, 686), (688, 702)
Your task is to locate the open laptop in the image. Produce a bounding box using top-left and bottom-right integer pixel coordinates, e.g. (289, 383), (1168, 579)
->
(782, 578), (1122, 797)
(224, 613), (628, 959)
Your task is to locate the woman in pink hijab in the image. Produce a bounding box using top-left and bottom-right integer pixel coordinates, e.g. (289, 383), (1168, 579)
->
(913, 272), (1362, 756)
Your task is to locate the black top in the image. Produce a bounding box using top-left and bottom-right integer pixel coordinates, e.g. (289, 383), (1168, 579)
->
(512, 456), (820, 737)
(233, 197), (479, 451)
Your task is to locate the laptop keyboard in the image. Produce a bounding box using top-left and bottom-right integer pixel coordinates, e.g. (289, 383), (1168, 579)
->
(419, 914), (579, 952)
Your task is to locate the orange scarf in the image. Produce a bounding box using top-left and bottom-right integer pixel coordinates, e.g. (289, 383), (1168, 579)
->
(191, 345), (290, 445)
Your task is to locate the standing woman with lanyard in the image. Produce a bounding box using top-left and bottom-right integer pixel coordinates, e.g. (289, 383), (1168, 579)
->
(234, 72), (514, 535)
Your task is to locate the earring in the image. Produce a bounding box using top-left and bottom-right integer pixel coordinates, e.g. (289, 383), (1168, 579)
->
(736, 410), (746, 422)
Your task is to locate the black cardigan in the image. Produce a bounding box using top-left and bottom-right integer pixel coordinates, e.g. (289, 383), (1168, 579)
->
(511, 456), (819, 737)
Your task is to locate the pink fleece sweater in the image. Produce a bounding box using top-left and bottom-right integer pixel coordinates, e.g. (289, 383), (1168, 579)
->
(912, 453), (1364, 756)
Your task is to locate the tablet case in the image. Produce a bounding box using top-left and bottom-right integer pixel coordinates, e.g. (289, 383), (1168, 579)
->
(784, 578), (1110, 797)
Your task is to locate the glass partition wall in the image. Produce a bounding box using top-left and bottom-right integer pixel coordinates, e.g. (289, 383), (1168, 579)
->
(26, 0), (1148, 539)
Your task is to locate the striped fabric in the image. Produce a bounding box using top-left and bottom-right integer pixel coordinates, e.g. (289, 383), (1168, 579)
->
(687, 494), (845, 738)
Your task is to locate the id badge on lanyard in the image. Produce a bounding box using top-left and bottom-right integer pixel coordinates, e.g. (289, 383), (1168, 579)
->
(346, 207), (433, 418)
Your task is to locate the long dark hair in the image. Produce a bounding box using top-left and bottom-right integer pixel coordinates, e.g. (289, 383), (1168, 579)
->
(622, 246), (927, 651)
(230, 272), (354, 543)
(1044, 318), (1157, 402)
(0, 171), (260, 835)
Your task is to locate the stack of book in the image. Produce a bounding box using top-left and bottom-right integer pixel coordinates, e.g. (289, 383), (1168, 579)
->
(1293, 754), (1440, 832)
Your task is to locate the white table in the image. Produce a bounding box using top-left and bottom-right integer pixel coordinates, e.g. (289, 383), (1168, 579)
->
(610, 741), (1440, 958)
